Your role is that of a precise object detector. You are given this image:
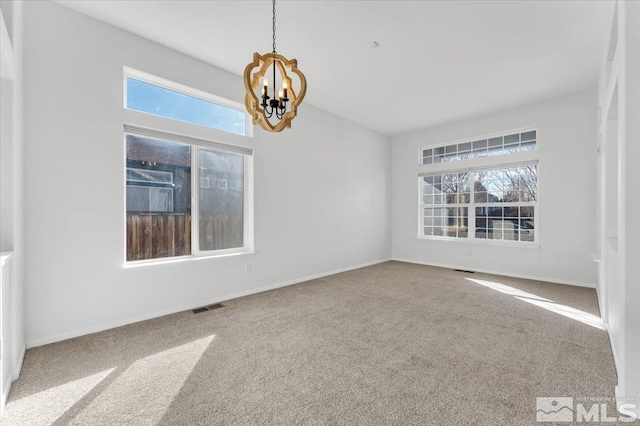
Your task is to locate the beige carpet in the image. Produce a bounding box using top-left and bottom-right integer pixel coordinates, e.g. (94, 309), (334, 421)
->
(3, 261), (624, 425)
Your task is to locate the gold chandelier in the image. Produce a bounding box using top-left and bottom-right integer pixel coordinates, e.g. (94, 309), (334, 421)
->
(243, 0), (307, 132)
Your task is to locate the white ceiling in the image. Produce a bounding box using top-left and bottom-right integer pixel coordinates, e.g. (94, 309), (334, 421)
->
(55, 0), (612, 136)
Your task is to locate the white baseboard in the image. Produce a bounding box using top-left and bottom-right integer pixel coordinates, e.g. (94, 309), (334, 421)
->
(1, 378), (8, 417)
(12, 344), (25, 381)
(0, 344), (24, 416)
(26, 258), (392, 349)
(391, 257), (595, 288)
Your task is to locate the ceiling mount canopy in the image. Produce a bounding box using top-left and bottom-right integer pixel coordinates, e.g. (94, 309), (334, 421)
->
(243, 0), (307, 133)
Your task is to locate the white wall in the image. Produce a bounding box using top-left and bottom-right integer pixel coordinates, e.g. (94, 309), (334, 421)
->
(0, 0), (25, 415)
(22, 1), (391, 347)
(621, 0), (640, 411)
(597, 0), (640, 415)
(392, 91), (598, 287)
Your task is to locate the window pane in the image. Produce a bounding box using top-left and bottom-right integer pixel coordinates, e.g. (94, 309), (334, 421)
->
(443, 207), (468, 238)
(198, 148), (244, 251)
(422, 130), (536, 165)
(520, 207), (535, 242)
(474, 165), (537, 204)
(459, 142), (472, 152)
(473, 139), (488, 150)
(126, 135), (192, 261)
(126, 77), (246, 136)
(475, 203), (536, 242)
(504, 134), (519, 144)
(521, 130), (536, 141)
(488, 137), (503, 147)
(423, 206), (467, 239)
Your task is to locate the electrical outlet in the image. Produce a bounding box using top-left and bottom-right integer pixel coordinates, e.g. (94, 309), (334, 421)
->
(244, 264), (251, 273)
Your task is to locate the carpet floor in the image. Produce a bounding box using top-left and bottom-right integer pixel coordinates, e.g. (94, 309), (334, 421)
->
(2, 261), (624, 425)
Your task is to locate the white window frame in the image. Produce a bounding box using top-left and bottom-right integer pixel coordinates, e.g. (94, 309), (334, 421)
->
(123, 67), (253, 138)
(417, 128), (540, 247)
(122, 67), (255, 266)
(418, 127), (537, 166)
(190, 136), (254, 258)
(124, 125), (255, 264)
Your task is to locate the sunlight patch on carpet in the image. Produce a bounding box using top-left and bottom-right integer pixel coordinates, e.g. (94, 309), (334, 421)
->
(5, 367), (116, 425)
(69, 335), (215, 425)
(465, 277), (551, 301)
(514, 297), (605, 330)
(465, 277), (605, 330)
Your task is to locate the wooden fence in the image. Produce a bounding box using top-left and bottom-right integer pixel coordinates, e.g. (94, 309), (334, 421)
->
(127, 213), (191, 261)
(199, 215), (243, 251)
(126, 213), (243, 261)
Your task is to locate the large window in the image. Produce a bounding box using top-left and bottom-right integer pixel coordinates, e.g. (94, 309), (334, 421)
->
(420, 130), (538, 244)
(124, 69), (252, 263)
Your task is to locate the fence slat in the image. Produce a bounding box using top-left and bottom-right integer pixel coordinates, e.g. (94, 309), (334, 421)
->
(126, 213), (240, 261)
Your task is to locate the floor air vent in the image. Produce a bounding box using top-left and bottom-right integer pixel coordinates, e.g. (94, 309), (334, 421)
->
(454, 269), (475, 274)
(191, 303), (225, 314)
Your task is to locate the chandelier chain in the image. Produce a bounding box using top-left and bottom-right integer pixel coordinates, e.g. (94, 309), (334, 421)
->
(272, 0), (277, 54)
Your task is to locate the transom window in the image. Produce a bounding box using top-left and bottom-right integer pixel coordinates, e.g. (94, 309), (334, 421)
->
(419, 129), (538, 245)
(422, 130), (536, 165)
(125, 70), (248, 136)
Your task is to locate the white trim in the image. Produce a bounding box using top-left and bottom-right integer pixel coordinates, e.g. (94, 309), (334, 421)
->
(419, 126), (538, 152)
(124, 124), (253, 156)
(11, 344), (25, 381)
(418, 155), (539, 176)
(1, 377), (9, 416)
(26, 258), (392, 348)
(418, 126), (537, 166)
(0, 343), (21, 416)
(0, 251), (13, 266)
(123, 250), (256, 269)
(192, 147), (200, 255)
(391, 258), (595, 288)
(415, 236), (539, 249)
(123, 127), (254, 264)
(600, 52), (620, 123)
(418, 163), (538, 245)
(0, 10), (14, 80)
(601, 320), (621, 380)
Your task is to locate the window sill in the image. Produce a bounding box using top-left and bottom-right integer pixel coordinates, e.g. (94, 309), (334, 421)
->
(123, 251), (257, 269)
(416, 236), (539, 249)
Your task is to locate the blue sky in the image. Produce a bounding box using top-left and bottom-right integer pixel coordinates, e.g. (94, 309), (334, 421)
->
(127, 78), (246, 136)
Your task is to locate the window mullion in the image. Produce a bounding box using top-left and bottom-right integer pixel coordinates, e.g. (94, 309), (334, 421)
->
(469, 171), (476, 240)
(192, 147), (199, 255)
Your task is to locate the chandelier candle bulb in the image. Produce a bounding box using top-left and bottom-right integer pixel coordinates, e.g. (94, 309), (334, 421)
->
(262, 78), (268, 97)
